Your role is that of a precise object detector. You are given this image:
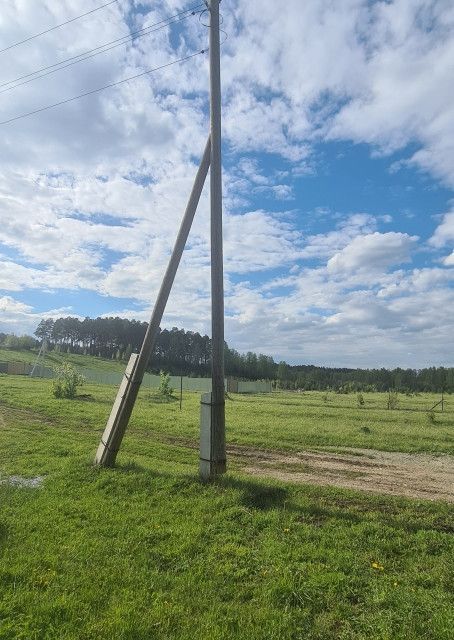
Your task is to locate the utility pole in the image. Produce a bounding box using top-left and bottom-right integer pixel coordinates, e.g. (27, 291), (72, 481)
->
(200, 0), (226, 479)
(95, 0), (227, 474)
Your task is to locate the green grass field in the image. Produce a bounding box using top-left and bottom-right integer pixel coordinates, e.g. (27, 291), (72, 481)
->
(0, 347), (127, 373)
(1, 374), (453, 639)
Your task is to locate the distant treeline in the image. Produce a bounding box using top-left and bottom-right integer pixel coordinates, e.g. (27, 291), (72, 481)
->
(277, 362), (454, 394)
(0, 317), (452, 392)
(30, 317), (276, 379)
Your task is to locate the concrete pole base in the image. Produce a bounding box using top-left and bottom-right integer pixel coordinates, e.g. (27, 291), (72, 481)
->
(199, 459), (227, 481)
(199, 392), (227, 480)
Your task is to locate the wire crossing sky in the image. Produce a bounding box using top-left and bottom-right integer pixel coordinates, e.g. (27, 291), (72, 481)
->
(0, 0), (453, 369)
(0, 50), (206, 125)
(0, 5), (205, 93)
(0, 0), (120, 53)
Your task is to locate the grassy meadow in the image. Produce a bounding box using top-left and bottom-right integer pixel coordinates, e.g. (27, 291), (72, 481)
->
(0, 373), (453, 639)
(0, 347), (127, 373)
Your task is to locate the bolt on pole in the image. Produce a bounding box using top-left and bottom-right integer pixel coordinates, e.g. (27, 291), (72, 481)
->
(200, 0), (226, 479)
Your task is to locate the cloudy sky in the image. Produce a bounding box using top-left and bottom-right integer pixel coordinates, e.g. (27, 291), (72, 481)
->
(0, 0), (453, 368)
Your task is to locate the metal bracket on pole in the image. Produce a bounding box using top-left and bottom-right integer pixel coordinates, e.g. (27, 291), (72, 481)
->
(95, 137), (211, 467)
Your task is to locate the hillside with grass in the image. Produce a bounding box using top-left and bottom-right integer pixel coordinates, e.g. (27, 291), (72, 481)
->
(0, 347), (127, 373)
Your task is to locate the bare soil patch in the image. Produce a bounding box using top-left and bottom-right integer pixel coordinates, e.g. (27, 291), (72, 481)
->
(158, 435), (454, 502)
(229, 444), (454, 503)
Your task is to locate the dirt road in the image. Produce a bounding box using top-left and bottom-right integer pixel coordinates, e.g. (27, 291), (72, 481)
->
(227, 444), (454, 503)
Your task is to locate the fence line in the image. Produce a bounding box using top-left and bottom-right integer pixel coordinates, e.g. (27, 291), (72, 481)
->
(0, 361), (272, 394)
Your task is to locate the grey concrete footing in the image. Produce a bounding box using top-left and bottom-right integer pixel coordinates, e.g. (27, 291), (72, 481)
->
(199, 392), (226, 480)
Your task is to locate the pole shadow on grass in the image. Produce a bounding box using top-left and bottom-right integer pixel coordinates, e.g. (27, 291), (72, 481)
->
(195, 474), (368, 528)
(91, 462), (453, 533)
(211, 477), (452, 532)
(219, 475), (290, 510)
(94, 461), (292, 511)
(103, 462), (362, 524)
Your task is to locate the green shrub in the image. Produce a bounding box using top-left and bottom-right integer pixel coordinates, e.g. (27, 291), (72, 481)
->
(158, 370), (174, 400)
(387, 391), (399, 410)
(3, 334), (36, 350)
(357, 392), (365, 407)
(52, 362), (85, 399)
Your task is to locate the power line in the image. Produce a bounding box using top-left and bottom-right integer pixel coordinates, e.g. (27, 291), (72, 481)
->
(0, 1), (119, 54)
(0, 7), (204, 94)
(0, 50), (206, 126)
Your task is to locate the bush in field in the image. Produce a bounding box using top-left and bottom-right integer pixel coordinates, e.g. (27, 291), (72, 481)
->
(357, 392), (365, 407)
(52, 362), (85, 399)
(158, 370), (174, 400)
(3, 334), (36, 350)
(427, 410), (437, 424)
(387, 391), (399, 410)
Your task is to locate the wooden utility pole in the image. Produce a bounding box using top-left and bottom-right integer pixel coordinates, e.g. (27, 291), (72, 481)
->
(200, 0), (226, 479)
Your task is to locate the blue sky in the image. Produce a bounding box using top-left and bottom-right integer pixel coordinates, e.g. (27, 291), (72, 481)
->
(0, 0), (453, 368)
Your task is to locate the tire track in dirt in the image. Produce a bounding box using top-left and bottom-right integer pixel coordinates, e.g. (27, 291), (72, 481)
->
(228, 444), (454, 503)
(160, 436), (454, 502)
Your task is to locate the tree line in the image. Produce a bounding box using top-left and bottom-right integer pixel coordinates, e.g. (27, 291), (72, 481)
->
(32, 317), (277, 379)
(1, 317), (452, 392)
(277, 362), (454, 394)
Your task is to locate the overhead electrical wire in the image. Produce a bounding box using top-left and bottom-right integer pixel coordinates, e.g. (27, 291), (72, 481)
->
(0, 5), (205, 94)
(0, 49), (207, 126)
(0, 0), (119, 54)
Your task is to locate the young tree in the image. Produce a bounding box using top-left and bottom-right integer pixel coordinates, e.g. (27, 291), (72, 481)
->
(52, 363), (85, 399)
(387, 390), (399, 410)
(158, 370), (174, 400)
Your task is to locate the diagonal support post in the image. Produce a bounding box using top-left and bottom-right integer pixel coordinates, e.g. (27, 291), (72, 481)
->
(95, 136), (211, 466)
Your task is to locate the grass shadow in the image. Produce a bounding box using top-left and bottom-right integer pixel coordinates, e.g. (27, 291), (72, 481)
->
(115, 460), (149, 473)
(0, 523), (8, 555)
(242, 484), (289, 510)
(216, 475), (290, 510)
(148, 394), (179, 405)
(74, 394), (95, 402)
(86, 461), (454, 534)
